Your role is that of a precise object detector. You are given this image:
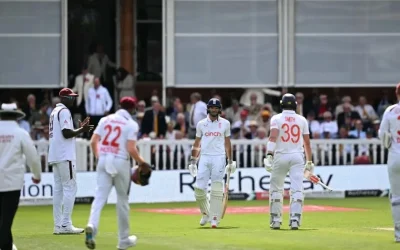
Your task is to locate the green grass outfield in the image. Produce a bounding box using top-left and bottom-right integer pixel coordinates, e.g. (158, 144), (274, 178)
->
(12, 198), (398, 250)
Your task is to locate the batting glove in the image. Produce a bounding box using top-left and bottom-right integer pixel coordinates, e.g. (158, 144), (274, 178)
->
(263, 155), (273, 173)
(225, 160), (236, 174)
(305, 161), (314, 173)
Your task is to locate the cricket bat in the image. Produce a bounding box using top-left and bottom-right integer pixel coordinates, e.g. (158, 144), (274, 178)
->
(221, 170), (231, 219)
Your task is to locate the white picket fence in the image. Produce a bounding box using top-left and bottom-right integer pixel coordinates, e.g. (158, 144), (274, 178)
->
(33, 138), (387, 172)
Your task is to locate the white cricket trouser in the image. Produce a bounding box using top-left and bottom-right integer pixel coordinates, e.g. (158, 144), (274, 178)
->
(87, 155), (131, 244)
(387, 151), (400, 238)
(270, 152), (304, 192)
(270, 152), (304, 222)
(195, 155), (226, 190)
(52, 160), (77, 227)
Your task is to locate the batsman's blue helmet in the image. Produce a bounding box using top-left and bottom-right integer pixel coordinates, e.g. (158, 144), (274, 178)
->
(280, 93), (297, 110)
(207, 98), (222, 109)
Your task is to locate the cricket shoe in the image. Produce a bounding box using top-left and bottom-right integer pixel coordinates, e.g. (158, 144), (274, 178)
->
(290, 220), (299, 230)
(85, 224), (96, 249)
(270, 221), (281, 230)
(117, 235), (137, 250)
(199, 215), (209, 226)
(211, 216), (220, 228)
(54, 225), (85, 234)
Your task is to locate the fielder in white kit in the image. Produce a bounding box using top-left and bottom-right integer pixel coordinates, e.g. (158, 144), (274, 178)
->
(85, 97), (149, 250)
(264, 93), (315, 230)
(188, 98), (236, 228)
(379, 83), (400, 242)
(48, 88), (94, 235)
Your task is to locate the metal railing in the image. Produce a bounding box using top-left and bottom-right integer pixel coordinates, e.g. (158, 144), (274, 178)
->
(33, 138), (386, 172)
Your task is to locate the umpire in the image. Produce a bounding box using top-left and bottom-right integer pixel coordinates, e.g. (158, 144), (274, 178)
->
(0, 103), (41, 250)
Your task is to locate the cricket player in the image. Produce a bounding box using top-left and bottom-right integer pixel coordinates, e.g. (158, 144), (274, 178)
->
(379, 83), (400, 242)
(0, 103), (41, 250)
(188, 98), (236, 228)
(48, 88), (94, 235)
(263, 93), (315, 230)
(85, 97), (149, 250)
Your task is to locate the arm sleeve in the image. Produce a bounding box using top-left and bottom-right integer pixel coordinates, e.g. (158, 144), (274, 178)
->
(60, 109), (74, 130)
(196, 121), (202, 138)
(303, 118), (310, 135)
(270, 115), (278, 130)
(379, 111), (390, 139)
(224, 121), (231, 137)
(21, 131), (41, 180)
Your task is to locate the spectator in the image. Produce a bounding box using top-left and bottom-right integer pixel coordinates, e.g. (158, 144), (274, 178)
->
(337, 103), (360, 129)
(137, 100), (146, 113)
(116, 67), (134, 99)
(141, 100), (167, 138)
(23, 94), (38, 123)
(232, 109), (251, 139)
(355, 96), (378, 127)
(168, 97), (182, 121)
(174, 113), (188, 136)
(247, 93), (262, 120)
(315, 94), (334, 121)
(334, 96), (354, 117)
(88, 43), (116, 83)
(256, 110), (271, 136)
(188, 92), (207, 139)
(224, 99), (242, 123)
(85, 77), (113, 132)
(72, 64), (94, 118)
(306, 111), (321, 139)
(29, 101), (50, 126)
(165, 122), (177, 140)
(245, 120), (259, 139)
(320, 111), (338, 138)
(295, 92), (308, 117)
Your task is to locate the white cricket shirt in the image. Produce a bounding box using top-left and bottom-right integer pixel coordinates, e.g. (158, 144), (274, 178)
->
(0, 121), (41, 192)
(94, 109), (139, 159)
(48, 103), (76, 164)
(270, 110), (310, 154)
(196, 115), (231, 156)
(85, 85), (113, 116)
(379, 103), (400, 154)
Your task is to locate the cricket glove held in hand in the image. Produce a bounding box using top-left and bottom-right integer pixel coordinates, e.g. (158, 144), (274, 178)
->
(263, 154), (273, 173)
(225, 160), (236, 174)
(133, 162), (152, 186)
(188, 157), (198, 177)
(304, 161), (319, 184)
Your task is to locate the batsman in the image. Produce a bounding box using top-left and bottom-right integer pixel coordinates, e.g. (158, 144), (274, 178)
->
(264, 93), (315, 230)
(379, 83), (400, 242)
(187, 98), (236, 228)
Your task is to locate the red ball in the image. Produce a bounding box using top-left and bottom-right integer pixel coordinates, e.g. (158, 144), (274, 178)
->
(131, 166), (141, 185)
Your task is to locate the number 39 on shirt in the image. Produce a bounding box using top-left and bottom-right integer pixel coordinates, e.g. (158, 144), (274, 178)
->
(281, 123), (300, 143)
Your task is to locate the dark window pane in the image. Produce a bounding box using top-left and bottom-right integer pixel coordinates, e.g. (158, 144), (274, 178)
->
(136, 23), (162, 74)
(137, 0), (162, 20)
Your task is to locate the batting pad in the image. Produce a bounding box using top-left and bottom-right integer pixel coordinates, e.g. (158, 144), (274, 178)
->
(391, 195), (400, 238)
(269, 191), (283, 223)
(210, 181), (224, 220)
(290, 191), (304, 225)
(194, 187), (210, 216)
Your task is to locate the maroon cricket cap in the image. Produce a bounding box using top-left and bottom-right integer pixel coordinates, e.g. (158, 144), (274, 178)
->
(120, 96), (137, 109)
(59, 88), (78, 97)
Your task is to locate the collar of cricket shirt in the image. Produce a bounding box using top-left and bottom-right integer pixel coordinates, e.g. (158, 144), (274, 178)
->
(207, 114), (219, 122)
(282, 110), (295, 114)
(56, 103), (67, 108)
(116, 109), (133, 121)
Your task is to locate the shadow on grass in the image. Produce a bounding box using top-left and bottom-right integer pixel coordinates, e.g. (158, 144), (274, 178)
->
(197, 226), (240, 230)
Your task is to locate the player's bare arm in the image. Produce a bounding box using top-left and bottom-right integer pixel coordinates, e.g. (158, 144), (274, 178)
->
(90, 133), (101, 159)
(62, 117), (94, 139)
(127, 140), (146, 164)
(224, 136), (232, 163)
(303, 134), (312, 162)
(188, 137), (201, 177)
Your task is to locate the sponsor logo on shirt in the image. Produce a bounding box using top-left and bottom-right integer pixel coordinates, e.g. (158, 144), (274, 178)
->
(205, 132), (222, 137)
